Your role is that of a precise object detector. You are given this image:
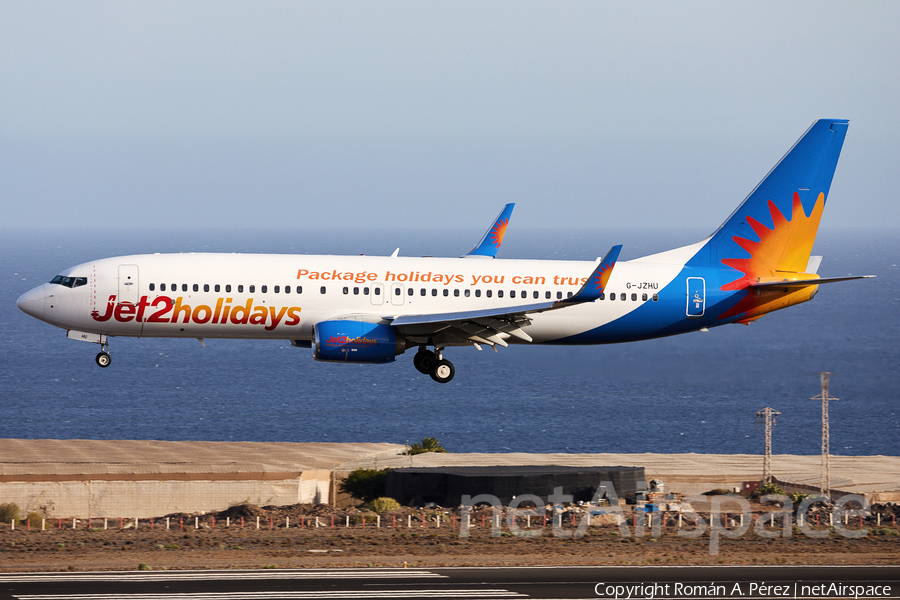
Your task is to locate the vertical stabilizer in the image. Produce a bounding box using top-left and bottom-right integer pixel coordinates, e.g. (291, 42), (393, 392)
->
(693, 120), (848, 289)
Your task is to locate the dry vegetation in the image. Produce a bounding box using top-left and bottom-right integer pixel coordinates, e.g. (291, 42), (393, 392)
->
(1, 502), (898, 572)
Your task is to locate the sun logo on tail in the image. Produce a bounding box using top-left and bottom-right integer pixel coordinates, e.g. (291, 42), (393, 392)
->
(718, 192), (825, 321)
(721, 192), (825, 291)
(489, 218), (509, 249)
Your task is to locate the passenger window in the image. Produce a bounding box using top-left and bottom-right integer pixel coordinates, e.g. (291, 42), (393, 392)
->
(620, 293), (626, 301)
(465, 289), (470, 297)
(556, 291), (562, 300)
(498, 290), (504, 298)
(284, 285), (289, 294)
(545, 291), (551, 299)
(652, 294), (659, 302)
(194, 284), (199, 292)
(297, 286), (303, 293)
(182, 284), (188, 292)
(408, 287), (414, 296)
(215, 284), (221, 293)
(642, 293), (648, 301)
(261, 285), (267, 293)
(364, 287), (369, 295)
(510, 290), (515, 298)
(274, 286), (280, 293)
(442, 289), (448, 297)
(320, 286), (326, 294)
(394, 287), (401, 296)
(599, 293), (605, 300)
(567, 292), (573, 298)
(431, 289), (437, 296)
(420, 288), (426, 296)
(149, 283), (156, 291)
(204, 284), (210, 292)
(226, 285), (231, 293)
(353, 287), (359, 295)
(475, 289), (481, 297)
(238, 285), (244, 293)
(161, 283), (167, 292)
(374, 287), (380, 295)
(631, 293), (637, 301)
(343, 287), (349, 294)
(454, 289), (459, 297)
(611, 293), (616, 301)
(249, 285), (255, 293)
(533, 291), (539, 299)
(486, 290), (492, 298)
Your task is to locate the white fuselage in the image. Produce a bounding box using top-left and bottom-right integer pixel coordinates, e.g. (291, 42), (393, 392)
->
(25, 243), (704, 346)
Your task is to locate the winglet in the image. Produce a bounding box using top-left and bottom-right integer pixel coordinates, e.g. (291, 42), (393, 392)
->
(559, 245), (622, 304)
(463, 203), (515, 258)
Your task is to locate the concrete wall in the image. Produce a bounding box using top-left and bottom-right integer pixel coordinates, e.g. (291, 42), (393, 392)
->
(0, 470), (332, 518)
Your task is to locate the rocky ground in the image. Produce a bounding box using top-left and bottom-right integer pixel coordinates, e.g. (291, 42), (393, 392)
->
(1, 502), (897, 572)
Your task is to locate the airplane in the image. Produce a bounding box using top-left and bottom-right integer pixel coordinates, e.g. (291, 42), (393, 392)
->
(17, 119), (872, 383)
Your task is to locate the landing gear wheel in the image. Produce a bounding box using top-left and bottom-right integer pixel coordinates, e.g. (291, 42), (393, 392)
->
(430, 359), (455, 383)
(413, 348), (436, 374)
(95, 352), (111, 368)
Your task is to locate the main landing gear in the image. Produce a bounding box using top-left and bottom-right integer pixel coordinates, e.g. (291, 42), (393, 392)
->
(95, 341), (111, 368)
(413, 346), (455, 383)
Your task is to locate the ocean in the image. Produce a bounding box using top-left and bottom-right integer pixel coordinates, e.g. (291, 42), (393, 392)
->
(1, 226), (897, 457)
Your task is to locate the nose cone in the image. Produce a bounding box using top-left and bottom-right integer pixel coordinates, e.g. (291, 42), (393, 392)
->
(17, 285), (45, 320)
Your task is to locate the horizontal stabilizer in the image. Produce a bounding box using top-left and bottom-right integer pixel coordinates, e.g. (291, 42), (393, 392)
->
(749, 275), (874, 288)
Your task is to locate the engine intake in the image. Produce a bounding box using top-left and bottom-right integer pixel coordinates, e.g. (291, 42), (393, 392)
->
(313, 320), (405, 363)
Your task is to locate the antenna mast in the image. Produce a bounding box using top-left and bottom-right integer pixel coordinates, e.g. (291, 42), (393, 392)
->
(755, 407), (781, 485)
(811, 372), (837, 500)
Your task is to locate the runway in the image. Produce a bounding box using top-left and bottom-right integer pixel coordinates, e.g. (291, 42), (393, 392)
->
(1, 565), (898, 599)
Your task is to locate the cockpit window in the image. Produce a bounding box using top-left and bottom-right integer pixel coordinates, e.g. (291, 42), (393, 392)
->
(50, 275), (87, 288)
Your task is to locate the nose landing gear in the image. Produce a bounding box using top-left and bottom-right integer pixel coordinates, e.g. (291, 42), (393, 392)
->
(95, 341), (111, 368)
(413, 346), (454, 383)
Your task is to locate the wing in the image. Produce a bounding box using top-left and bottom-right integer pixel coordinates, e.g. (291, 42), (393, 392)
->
(392, 245), (622, 348)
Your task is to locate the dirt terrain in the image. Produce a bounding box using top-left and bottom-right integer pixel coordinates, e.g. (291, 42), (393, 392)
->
(1, 503), (898, 572)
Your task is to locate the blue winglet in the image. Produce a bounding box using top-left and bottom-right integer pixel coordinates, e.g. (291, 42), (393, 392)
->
(559, 245), (623, 304)
(463, 203), (515, 258)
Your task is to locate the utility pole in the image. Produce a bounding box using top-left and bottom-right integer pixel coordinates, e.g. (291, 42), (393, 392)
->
(811, 372), (837, 500)
(755, 407), (781, 485)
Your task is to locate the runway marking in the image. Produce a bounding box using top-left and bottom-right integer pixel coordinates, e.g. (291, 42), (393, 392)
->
(0, 570), (446, 583)
(15, 592), (527, 599)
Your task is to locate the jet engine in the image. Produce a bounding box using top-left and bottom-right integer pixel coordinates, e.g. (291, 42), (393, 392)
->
(312, 320), (405, 363)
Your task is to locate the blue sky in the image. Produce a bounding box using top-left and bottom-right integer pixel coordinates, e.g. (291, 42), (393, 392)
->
(2, 1), (898, 231)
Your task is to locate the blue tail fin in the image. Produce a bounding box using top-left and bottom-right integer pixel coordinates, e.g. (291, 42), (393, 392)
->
(690, 119), (848, 284)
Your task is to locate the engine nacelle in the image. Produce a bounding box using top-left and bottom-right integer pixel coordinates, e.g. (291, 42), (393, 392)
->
(312, 320), (405, 363)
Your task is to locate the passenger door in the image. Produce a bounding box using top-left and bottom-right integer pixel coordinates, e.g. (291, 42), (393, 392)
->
(686, 277), (705, 318)
(118, 264), (139, 305)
